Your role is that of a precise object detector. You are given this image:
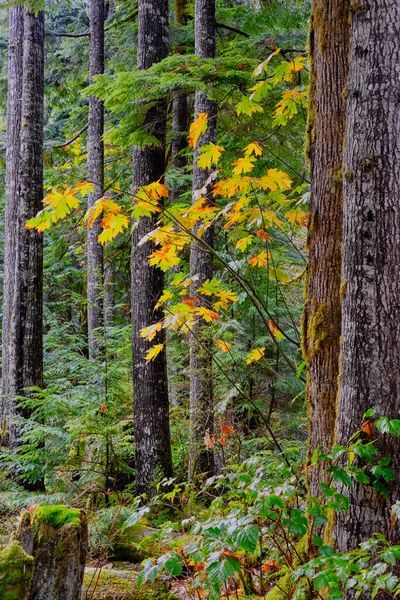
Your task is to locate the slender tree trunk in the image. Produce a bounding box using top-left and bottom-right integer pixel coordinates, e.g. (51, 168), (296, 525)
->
(170, 0), (189, 202)
(188, 0), (217, 480)
(0, 5), (24, 447)
(1, 5), (45, 455)
(131, 0), (173, 497)
(87, 0), (105, 359)
(335, 0), (400, 550)
(303, 0), (350, 497)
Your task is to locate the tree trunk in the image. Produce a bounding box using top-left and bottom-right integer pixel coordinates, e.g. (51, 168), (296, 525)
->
(0, 5), (24, 448)
(335, 0), (400, 550)
(87, 0), (105, 359)
(188, 0), (217, 480)
(1, 6), (45, 455)
(303, 0), (350, 497)
(131, 0), (173, 498)
(170, 0), (189, 202)
(16, 506), (88, 600)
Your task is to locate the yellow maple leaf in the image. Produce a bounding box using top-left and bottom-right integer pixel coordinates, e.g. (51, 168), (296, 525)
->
(140, 322), (163, 341)
(195, 306), (220, 323)
(246, 347), (265, 364)
(98, 212), (130, 244)
(197, 142), (225, 169)
(73, 181), (95, 196)
(155, 289), (174, 309)
(236, 235), (253, 251)
(86, 197), (121, 228)
(145, 343), (164, 361)
(232, 156), (256, 175)
(244, 142), (263, 157)
(259, 168), (292, 192)
(215, 340), (233, 353)
(285, 209), (308, 227)
(269, 319), (284, 341)
(148, 245), (181, 271)
(214, 289), (238, 310)
(188, 113), (208, 148)
(249, 251), (269, 268)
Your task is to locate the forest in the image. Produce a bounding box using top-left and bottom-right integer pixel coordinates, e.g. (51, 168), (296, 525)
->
(0, 0), (399, 598)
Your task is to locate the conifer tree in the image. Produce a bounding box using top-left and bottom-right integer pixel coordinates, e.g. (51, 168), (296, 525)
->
(188, 0), (217, 479)
(131, 0), (174, 497)
(1, 4), (45, 455)
(303, 0), (350, 496)
(87, 0), (105, 359)
(335, 0), (400, 550)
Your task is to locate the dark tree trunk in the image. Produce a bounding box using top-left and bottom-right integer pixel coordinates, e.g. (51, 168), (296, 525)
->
(87, 0), (105, 359)
(131, 0), (173, 498)
(335, 0), (400, 550)
(0, 5), (24, 447)
(303, 0), (350, 497)
(1, 6), (44, 454)
(188, 0), (217, 480)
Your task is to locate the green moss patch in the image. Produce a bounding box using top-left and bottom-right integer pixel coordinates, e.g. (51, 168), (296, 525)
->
(34, 505), (81, 528)
(0, 540), (33, 600)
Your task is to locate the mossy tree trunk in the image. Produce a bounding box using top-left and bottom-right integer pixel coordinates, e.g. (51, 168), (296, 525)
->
(303, 0), (350, 497)
(334, 0), (400, 551)
(131, 0), (173, 497)
(16, 506), (88, 600)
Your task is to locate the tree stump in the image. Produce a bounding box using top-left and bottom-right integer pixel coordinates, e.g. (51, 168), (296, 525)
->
(0, 540), (34, 600)
(15, 505), (88, 600)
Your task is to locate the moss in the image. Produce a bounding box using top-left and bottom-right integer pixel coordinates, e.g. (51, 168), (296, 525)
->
(82, 570), (178, 600)
(0, 540), (33, 600)
(340, 280), (348, 300)
(308, 301), (333, 358)
(267, 568), (294, 600)
(34, 505), (81, 528)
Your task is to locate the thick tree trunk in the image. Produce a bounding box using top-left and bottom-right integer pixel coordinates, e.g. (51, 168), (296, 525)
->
(188, 0), (217, 480)
(1, 6), (44, 453)
(335, 0), (400, 550)
(87, 0), (105, 359)
(0, 5), (24, 447)
(303, 0), (350, 497)
(131, 0), (173, 497)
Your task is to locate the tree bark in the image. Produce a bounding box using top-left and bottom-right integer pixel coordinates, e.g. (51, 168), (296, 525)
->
(1, 5), (45, 455)
(188, 0), (217, 480)
(303, 0), (350, 497)
(170, 0), (189, 202)
(335, 0), (400, 550)
(131, 0), (173, 498)
(87, 0), (105, 359)
(1, 5), (24, 448)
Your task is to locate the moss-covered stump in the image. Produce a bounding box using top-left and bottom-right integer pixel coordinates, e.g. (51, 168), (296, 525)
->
(83, 569), (178, 600)
(15, 505), (88, 600)
(0, 540), (34, 600)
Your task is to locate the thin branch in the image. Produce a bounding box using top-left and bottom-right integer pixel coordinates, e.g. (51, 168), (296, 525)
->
(46, 30), (90, 38)
(216, 22), (250, 38)
(49, 124), (89, 149)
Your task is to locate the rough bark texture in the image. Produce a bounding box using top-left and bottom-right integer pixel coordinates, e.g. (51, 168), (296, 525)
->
(303, 0), (350, 497)
(1, 5), (24, 448)
(131, 0), (173, 497)
(334, 0), (400, 550)
(188, 0), (217, 480)
(1, 7), (44, 451)
(16, 506), (88, 600)
(87, 0), (105, 359)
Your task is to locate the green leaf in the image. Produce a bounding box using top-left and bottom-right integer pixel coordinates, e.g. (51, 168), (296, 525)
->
(164, 553), (183, 577)
(234, 525), (260, 553)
